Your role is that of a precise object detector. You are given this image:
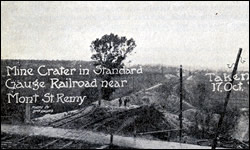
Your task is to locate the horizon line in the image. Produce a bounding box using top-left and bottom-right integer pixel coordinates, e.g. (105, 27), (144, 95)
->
(1, 58), (249, 72)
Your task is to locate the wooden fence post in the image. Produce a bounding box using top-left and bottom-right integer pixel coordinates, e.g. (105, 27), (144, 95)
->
(179, 65), (183, 143)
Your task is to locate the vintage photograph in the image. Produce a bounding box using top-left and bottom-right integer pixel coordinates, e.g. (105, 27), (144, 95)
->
(1, 1), (249, 149)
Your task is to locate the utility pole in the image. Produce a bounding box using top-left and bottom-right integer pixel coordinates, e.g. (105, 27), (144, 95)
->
(17, 60), (30, 124)
(110, 133), (113, 145)
(25, 103), (31, 124)
(132, 75), (135, 91)
(161, 66), (164, 77)
(212, 48), (243, 149)
(98, 78), (102, 106)
(179, 65), (183, 143)
(134, 117), (137, 138)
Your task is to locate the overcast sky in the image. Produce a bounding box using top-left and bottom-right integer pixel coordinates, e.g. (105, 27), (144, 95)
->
(1, 1), (249, 70)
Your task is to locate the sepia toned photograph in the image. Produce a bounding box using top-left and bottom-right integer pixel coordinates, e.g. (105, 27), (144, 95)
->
(1, 1), (249, 149)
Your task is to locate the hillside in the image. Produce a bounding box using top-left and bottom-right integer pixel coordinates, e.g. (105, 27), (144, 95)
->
(1, 59), (249, 148)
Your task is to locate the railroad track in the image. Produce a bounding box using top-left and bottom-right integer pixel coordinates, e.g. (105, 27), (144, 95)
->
(1, 105), (98, 149)
(46, 106), (89, 126)
(1, 134), (13, 149)
(1, 134), (29, 149)
(1, 134), (102, 149)
(79, 106), (145, 130)
(50, 104), (141, 129)
(48, 104), (97, 128)
(1, 105), (144, 149)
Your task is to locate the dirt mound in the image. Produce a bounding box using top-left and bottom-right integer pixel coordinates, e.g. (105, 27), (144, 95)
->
(56, 105), (183, 140)
(233, 108), (249, 142)
(32, 109), (79, 125)
(116, 83), (194, 114)
(165, 74), (178, 80)
(163, 112), (194, 131)
(92, 99), (140, 110)
(87, 106), (169, 133)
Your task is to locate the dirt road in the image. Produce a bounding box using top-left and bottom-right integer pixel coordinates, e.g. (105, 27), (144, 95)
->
(1, 124), (220, 149)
